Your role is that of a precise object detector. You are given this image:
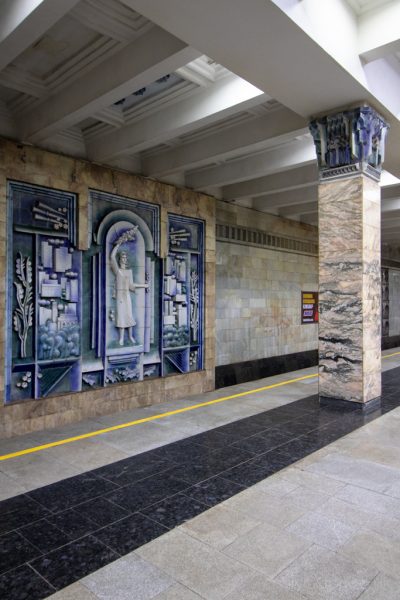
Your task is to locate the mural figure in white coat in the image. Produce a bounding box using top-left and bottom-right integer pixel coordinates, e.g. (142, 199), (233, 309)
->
(110, 227), (148, 346)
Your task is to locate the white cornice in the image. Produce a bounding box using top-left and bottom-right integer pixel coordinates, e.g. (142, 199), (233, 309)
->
(45, 37), (121, 94)
(83, 81), (198, 141)
(12, 94), (41, 115)
(40, 126), (87, 158)
(70, 0), (152, 43)
(174, 112), (252, 147)
(7, 37), (123, 114)
(123, 81), (198, 124)
(0, 65), (47, 98)
(94, 105), (125, 128)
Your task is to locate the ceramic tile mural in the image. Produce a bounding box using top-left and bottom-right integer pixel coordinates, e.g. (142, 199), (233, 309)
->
(163, 214), (204, 375)
(6, 184), (204, 403)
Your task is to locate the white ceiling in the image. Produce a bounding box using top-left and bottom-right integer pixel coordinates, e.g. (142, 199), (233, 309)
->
(347, 0), (393, 15)
(0, 0), (400, 243)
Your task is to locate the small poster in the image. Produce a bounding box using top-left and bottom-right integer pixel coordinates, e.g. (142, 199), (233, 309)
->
(302, 291), (318, 324)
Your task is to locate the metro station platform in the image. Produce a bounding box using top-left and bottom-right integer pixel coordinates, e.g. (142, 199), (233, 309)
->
(1, 350), (400, 600)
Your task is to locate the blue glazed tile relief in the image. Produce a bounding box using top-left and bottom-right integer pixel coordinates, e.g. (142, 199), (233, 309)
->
(6, 185), (205, 403)
(163, 215), (204, 375)
(7, 182), (80, 403)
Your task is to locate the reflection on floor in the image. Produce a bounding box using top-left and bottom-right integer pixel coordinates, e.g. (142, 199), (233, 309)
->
(1, 352), (400, 599)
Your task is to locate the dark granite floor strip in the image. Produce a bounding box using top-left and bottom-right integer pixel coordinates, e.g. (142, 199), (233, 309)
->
(1, 367), (400, 599)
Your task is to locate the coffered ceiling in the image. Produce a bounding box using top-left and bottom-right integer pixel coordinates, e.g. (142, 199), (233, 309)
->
(1, 0), (400, 243)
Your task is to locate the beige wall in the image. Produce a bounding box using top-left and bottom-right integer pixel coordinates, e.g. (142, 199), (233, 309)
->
(0, 138), (216, 438)
(216, 201), (318, 366)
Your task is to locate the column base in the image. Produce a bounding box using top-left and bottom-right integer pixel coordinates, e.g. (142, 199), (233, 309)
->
(319, 395), (382, 414)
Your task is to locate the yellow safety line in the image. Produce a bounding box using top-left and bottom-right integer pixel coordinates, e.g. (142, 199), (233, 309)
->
(0, 373), (317, 461)
(1, 350), (399, 462)
(382, 351), (400, 359)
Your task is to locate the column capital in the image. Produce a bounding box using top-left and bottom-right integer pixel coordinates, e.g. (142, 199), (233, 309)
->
(309, 105), (389, 182)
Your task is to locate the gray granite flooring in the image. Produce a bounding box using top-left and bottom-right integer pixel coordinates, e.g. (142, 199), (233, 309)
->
(2, 349), (400, 599)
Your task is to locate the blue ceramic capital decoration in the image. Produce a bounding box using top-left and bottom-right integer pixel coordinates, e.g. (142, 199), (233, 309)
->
(309, 106), (389, 182)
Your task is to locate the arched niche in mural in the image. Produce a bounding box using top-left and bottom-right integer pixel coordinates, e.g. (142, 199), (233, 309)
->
(95, 210), (155, 384)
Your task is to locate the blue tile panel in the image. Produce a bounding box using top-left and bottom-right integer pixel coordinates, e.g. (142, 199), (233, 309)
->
(6, 184), (205, 402)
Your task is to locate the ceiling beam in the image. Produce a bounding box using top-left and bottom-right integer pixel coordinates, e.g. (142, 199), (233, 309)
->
(260, 180), (400, 217)
(271, 177), (400, 217)
(381, 230), (400, 242)
(298, 213), (317, 226)
(119, 0), (364, 115)
(94, 106), (125, 128)
(382, 184), (400, 201)
(382, 198), (400, 214)
(382, 210), (400, 221)
(175, 56), (216, 87)
(382, 235), (400, 244)
(222, 166), (399, 204)
(358, 1), (400, 62)
(70, 0), (151, 43)
(279, 200), (317, 217)
(252, 186), (318, 212)
(87, 74), (268, 163)
(363, 57), (400, 122)
(0, 0), (81, 73)
(382, 229), (400, 236)
(119, 0), (400, 178)
(186, 137), (316, 190)
(223, 164), (318, 200)
(142, 107), (307, 177)
(0, 64), (47, 98)
(382, 218), (400, 230)
(18, 26), (200, 143)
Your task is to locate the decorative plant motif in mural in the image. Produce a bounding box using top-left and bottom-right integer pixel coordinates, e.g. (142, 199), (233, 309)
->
(144, 365), (156, 377)
(82, 374), (97, 387)
(13, 253), (34, 358)
(190, 270), (199, 342)
(114, 226), (139, 247)
(105, 366), (140, 384)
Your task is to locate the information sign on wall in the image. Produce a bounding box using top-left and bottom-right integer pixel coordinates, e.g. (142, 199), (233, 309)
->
(301, 291), (318, 324)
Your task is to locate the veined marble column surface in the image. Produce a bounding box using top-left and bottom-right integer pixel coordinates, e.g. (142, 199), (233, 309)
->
(318, 175), (381, 403)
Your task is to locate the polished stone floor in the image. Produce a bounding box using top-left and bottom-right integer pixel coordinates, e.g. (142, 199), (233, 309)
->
(1, 350), (400, 599)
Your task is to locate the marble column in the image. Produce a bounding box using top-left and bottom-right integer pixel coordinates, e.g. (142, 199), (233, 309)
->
(310, 106), (389, 405)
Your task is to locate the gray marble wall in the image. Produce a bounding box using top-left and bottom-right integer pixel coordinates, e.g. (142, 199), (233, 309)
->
(319, 175), (381, 403)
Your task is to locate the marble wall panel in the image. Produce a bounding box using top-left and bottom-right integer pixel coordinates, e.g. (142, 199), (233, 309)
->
(362, 177), (381, 401)
(319, 175), (381, 404)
